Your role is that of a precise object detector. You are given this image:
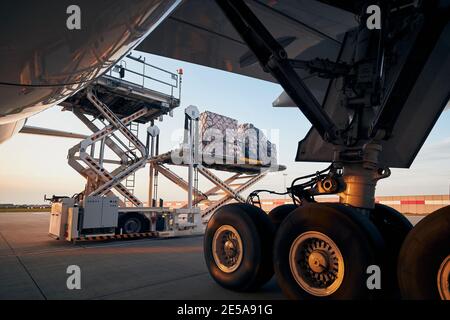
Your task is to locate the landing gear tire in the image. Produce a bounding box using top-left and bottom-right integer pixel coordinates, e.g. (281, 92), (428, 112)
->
(204, 203), (275, 291)
(268, 204), (297, 231)
(274, 203), (384, 300)
(370, 204), (413, 299)
(397, 206), (450, 300)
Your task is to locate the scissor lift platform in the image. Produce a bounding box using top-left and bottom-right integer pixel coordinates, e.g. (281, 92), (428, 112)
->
(61, 74), (179, 124)
(151, 149), (286, 174)
(59, 53), (183, 207)
(149, 148), (286, 221)
(51, 53), (285, 241)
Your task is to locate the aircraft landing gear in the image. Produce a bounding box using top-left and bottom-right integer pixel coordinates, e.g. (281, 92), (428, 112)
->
(268, 204), (297, 231)
(397, 206), (450, 300)
(273, 203), (384, 299)
(203, 161), (405, 299)
(203, 200), (448, 300)
(203, 203), (275, 291)
(369, 204), (413, 299)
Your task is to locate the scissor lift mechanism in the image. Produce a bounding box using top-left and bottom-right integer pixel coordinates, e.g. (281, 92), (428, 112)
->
(67, 87), (149, 207)
(54, 54), (209, 240)
(147, 103), (284, 222)
(61, 53), (182, 208)
(149, 153), (271, 221)
(53, 53), (284, 242)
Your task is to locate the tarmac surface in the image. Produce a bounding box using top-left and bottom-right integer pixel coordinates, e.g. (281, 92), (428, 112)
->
(0, 211), (425, 300)
(0, 211), (283, 300)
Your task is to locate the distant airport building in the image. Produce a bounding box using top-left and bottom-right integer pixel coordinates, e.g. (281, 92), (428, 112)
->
(164, 195), (450, 215)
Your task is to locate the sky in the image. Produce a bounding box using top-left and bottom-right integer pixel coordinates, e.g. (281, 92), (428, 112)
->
(0, 52), (449, 204)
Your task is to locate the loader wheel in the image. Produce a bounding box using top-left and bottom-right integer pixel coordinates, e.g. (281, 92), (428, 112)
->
(398, 206), (450, 300)
(204, 203), (275, 291)
(268, 204), (297, 231)
(118, 213), (146, 234)
(274, 203), (384, 300)
(370, 204), (413, 299)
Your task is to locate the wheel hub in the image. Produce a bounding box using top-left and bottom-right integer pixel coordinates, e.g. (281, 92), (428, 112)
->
(289, 231), (344, 297)
(308, 250), (329, 273)
(224, 240), (237, 257)
(212, 225), (243, 273)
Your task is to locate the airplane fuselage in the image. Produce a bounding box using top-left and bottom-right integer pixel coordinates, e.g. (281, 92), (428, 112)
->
(0, 0), (181, 143)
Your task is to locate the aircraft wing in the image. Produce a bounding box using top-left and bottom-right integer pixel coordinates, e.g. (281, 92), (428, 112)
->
(136, 0), (358, 104)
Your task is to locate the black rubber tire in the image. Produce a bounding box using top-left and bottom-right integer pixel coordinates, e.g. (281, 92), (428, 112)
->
(397, 206), (450, 299)
(369, 204), (413, 299)
(268, 204), (297, 231)
(118, 213), (146, 234)
(204, 203), (275, 291)
(274, 202), (384, 300)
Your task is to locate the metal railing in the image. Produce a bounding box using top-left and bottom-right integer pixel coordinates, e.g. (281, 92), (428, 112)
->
(107, 52), (182, 100)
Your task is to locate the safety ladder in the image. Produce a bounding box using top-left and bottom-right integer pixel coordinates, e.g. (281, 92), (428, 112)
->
(124, 122), (139, 204)
(67, 88), (149, 207)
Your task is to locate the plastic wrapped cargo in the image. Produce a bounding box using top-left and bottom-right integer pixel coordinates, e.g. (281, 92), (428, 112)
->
(237, 123), (276, 163)
(200, 111), (238, 159)
(199, 111), (237, 143)
(199, 111), (277, 165)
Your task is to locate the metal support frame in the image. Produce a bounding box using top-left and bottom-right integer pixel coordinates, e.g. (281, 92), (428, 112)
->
(147, 104), (272, 221)
(124, 122), (140, 204)
(369, 3), (450, 139)
(147, 124), (160, 206)
(215, 0), (340, 142)
(66, 94), (278, 224)
(68, 90), (151, 207)
(200, 170), (268, 220)
(148, 159), (268, 221)
(154, 164), (207, 202)
(49, 55), (214, 240)
(215, 0), (403, 209)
